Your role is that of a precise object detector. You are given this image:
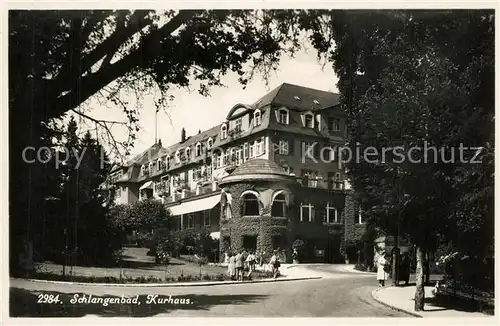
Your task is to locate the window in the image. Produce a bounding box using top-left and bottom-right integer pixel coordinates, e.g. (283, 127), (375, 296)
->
(300, 203), (314, 222)
(165, 156), (171, 169)
(304, 113), (314, 128)
(249, 142), (255, 158)
(195, 143), (202, 156)
(207, 138), (213, 149)
(243, 143), (249, 160)
(214, 152), (222, 168)
(324, 203), (338, 224)
(358, 207), (364, 224)
(241, 192), (260, 216)
(259, 137), (265, 155)
(185, 147), (191, 160)
(235, 147), (243, 165)
(276, 108), (289, 124)
(221, 124), (228, 139)
(149, 163), (154, 175)
(224, 149), (230, 166)
(271, 193), (287, 217)
(255, 140), (262, 156)
(330, 118), (341, 131)
(175, 151), (181, 163)
(157, 159), (163, 171)
(254, 109), (262, 126)
(234, 118), (242, 132)
(115, 186), (121, 199)
(302, 141), (318, 160)
(203, 210), (211, 226)
(278, 140), (289, 155)
(140, 165), (146, 176)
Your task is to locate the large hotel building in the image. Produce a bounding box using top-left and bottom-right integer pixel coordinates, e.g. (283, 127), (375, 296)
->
(104, 83), (366, 263)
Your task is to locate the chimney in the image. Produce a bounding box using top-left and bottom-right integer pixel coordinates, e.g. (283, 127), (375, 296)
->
(181, 128), (186, 142)
(198, 129), (201, 134)
(158, 139), (162, 146)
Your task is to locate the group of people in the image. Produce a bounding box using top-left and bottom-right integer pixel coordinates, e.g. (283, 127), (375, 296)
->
(225, 249), (281, 281)
(376, 250), (412, 287)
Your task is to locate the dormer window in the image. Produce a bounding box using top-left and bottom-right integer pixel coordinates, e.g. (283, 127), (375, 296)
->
(313, 100), (320, 105)
(207, 138), (214, 149)
(175, 150), (181, 163)
(254, 109), (262, 126)
(329, 118), (341, 132)
(140, 165), (146, 176)
(304, 113), (314, 128)
(157, 158), (163, 171)
(195, 142), (202, 156)
(165, 156), (171, 169)
(234, 118), (242, 132)
(148, 162), (154, 175)
(185, 147), (191, 160)
(276, 108), (289, 125)
(221, 123), (228, 139)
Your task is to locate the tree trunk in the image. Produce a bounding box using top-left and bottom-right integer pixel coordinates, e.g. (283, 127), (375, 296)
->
(414, 246), (425, 311)
(424, 251), (431, 285)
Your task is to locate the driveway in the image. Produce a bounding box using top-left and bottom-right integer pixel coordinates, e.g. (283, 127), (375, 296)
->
(10, 265), (409, 317)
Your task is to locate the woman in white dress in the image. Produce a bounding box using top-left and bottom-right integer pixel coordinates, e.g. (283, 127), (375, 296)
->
(377, 252), (388, 287)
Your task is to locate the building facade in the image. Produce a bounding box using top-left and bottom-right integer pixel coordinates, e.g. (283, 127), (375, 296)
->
(102, 83), (366, 263)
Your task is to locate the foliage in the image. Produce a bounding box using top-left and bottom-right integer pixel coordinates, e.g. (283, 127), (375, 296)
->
(292, 239), (305, 250)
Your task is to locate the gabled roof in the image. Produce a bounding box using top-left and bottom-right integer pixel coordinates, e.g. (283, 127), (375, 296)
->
(252, 83), (340, 111)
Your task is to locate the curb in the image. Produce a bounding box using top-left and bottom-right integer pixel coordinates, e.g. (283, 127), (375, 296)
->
(11, 276), (322, 288)
(371, 288), (422, 318)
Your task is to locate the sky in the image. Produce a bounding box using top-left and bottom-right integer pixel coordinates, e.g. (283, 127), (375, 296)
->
(79, 43), (339, 159)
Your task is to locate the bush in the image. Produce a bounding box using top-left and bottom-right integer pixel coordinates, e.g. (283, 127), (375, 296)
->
(354, 264), (368, 272)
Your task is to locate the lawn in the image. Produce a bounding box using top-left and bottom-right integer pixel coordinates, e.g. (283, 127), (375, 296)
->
(34, 247), (228, 280)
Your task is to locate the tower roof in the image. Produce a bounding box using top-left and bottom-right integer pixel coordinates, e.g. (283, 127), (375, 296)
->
(219, 159), (297, 185)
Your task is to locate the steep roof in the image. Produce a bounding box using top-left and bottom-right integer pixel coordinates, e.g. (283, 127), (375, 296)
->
(252, 83), (340, 111)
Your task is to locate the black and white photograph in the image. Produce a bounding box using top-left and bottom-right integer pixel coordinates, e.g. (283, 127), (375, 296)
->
(4, 3), (496, 321)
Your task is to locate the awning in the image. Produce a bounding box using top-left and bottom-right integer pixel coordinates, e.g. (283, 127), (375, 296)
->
(168, 194), (221, 216)
(210, 232), (220, 240)
(139, 181), (153, 190)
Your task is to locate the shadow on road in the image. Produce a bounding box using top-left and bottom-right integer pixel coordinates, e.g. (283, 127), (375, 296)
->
(10, 288), (269, 317)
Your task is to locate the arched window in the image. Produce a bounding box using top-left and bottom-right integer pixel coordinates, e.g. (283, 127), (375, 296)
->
(241, 192), (260, 216)
(271, 193), (287, 217)
(254, 109), (262, 126)
(165, 156), (171, 169)
(304, 113), (314, 128)
(221, 123), (228, 139)
(276, 108), (289, 125)
(207, 137), (213, 149)
(185, 147), (191, 160)
(157, 158), (163, 171)
(195, 142), (202, 156)
(148, 162), (154, 175)
(175, 150), (181, 163)
(140, 165), (146, 176)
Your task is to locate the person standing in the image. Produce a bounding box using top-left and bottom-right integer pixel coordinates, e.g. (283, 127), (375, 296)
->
(245, 251), (256, 279)
(235, 251), (244, 281)
(400, 252), (411, 286)
(228, 252), (236, 280)
(377, 251), (388, 287)
(269, 250), (281, 279)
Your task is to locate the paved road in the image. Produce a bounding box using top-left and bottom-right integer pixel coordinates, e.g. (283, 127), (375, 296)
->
(10, 265), (409, 317)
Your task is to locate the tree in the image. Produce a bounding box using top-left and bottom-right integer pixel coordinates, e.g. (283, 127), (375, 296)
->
(8, 9), (307, 270)
(297, 10), (494, 310)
